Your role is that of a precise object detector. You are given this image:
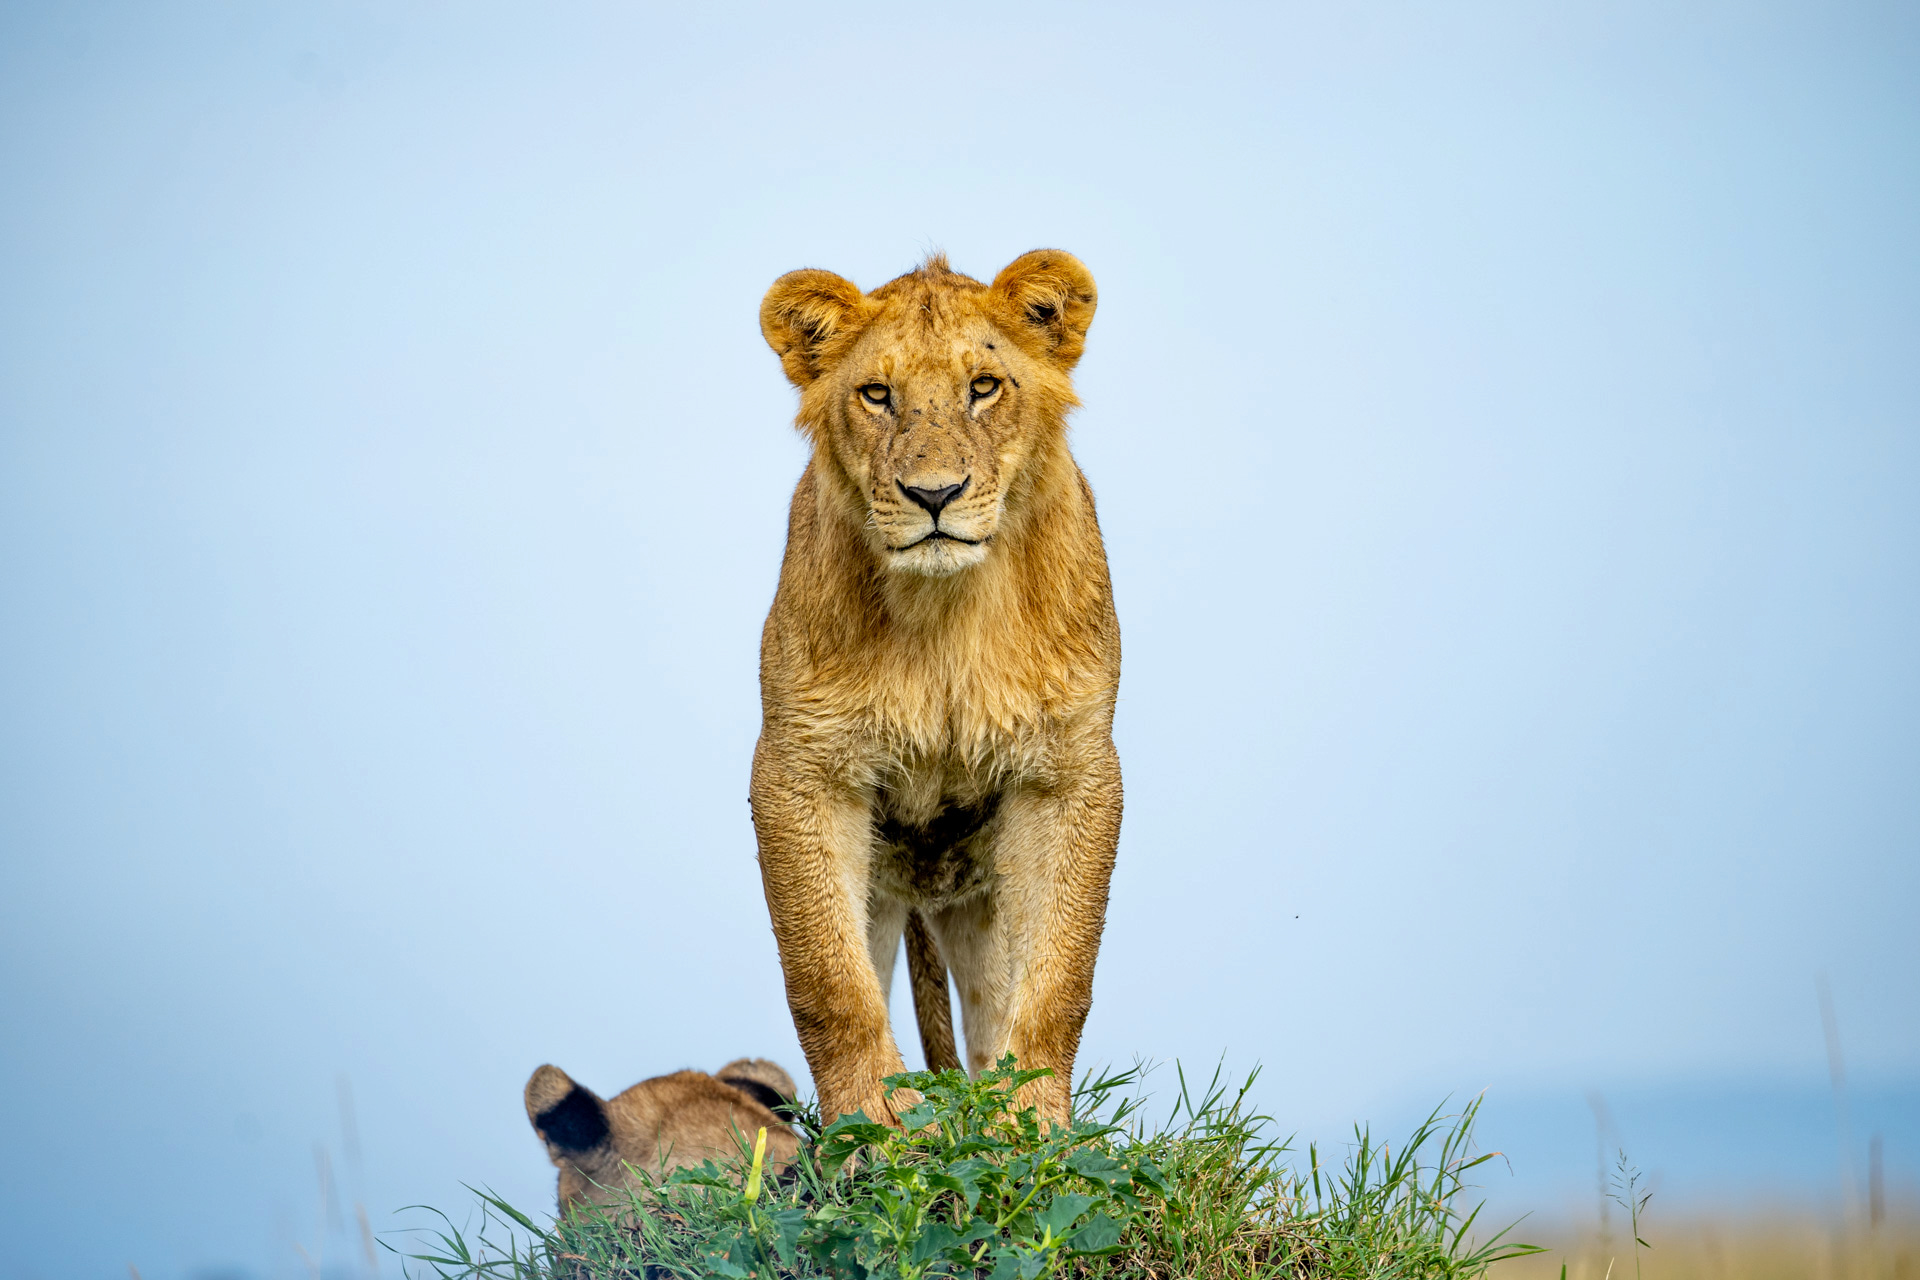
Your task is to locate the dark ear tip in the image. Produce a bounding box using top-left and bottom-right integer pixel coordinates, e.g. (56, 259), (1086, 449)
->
(722, 1076), (795, 1118)
(715, 1058), (798, 1098)
(536, 1087), (611, 1154)
(528, 1071), (611, 1154)
(717, 1057), (800, 1119)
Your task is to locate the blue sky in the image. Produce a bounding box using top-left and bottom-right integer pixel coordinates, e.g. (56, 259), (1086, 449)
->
(2, 3), (1916, 1277)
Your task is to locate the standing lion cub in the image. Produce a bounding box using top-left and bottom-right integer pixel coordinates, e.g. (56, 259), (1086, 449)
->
(752, 250), (1121, 1129)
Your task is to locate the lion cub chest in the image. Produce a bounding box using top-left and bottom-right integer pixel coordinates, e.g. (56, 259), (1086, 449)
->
(866, 766), (1005, 910)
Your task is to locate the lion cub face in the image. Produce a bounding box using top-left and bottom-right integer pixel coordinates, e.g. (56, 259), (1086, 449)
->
(524, 1058), (801, 1214)
(761, 252), (1097, 579)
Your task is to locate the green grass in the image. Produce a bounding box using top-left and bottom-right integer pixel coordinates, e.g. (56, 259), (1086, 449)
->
(400, 1057), (1542, 1279)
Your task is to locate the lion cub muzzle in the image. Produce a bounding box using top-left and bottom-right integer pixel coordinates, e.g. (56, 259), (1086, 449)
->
(894, 476), (978, 546)
(897, 477), (968, 524)
(880, 464), (996, 575)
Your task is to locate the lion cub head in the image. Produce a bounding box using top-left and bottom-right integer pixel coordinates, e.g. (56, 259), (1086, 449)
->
(524, 1058), (802, 1214)
(760, 251), (1097, 579)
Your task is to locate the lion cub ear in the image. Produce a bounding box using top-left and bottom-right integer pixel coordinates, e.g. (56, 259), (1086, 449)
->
(760, 269), (869, 387)
(716, 1057), (799, 1115)
(524, 1064), (611, 1160)
(990, 250), (1098, 370)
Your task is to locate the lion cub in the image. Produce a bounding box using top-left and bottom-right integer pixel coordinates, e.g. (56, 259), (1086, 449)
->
(753, 251), (1121, 1129)
(523, 1058), (802, 1214)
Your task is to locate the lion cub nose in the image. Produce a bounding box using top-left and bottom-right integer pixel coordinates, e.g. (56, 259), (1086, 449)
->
(899, 478), (969, 519)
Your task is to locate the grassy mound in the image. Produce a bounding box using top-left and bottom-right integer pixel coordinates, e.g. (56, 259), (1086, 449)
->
(404, 1058), (1541, 1279)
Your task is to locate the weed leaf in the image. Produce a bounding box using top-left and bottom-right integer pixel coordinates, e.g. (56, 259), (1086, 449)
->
(1035, 1191), (1095, 1237)
(1067, 1210), (1125, 1254)
(1065, 1149), (1128, 1186)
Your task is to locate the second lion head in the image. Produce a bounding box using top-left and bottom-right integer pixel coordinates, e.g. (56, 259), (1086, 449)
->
(759, 250), (1097, 579)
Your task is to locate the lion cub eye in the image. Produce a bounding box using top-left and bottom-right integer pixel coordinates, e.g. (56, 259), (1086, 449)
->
(969, 375), (1000, 398)
(858, 384), (891, 407)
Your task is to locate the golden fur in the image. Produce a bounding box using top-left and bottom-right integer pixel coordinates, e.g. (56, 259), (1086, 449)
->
(752, 250), (1121, 1127)
(524, 1058), (800, 1214)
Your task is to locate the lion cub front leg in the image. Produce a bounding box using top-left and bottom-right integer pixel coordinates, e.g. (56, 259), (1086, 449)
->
(749, 752), (906, 1126)
(941, 762), (1122, 1127)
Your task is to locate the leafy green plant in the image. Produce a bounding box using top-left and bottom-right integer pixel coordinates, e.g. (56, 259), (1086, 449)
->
(398, 1058), (1541, 1280)
(605, 1056), (1160, 1280)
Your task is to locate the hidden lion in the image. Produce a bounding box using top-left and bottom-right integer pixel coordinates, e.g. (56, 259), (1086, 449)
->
(524, 1058), (800, 1213)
